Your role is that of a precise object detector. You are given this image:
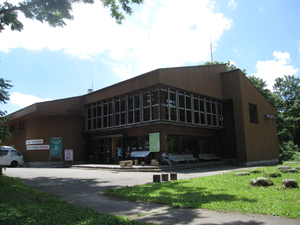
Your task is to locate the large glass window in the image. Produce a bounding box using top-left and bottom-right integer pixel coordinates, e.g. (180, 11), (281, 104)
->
(83, 84), (224, 131)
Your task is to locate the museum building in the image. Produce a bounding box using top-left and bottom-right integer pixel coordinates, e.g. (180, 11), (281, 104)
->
(3, 64), (279, 167)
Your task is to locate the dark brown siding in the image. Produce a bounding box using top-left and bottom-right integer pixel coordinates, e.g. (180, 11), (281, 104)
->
(4, 114), (87, 162)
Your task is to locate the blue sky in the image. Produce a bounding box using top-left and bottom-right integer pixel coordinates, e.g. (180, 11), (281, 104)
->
(1, 0), (300, 114)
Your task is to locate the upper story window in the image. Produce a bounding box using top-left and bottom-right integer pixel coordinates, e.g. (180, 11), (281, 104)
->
(9, 125), (14, 132)
(83, 84), (224, 132)
(19, 122), (25, 130)
(249, 103), (258, 124)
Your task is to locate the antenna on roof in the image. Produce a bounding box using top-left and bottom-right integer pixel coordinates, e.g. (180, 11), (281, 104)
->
(210, 37), (213, 63)
(87, 78), (93, 94)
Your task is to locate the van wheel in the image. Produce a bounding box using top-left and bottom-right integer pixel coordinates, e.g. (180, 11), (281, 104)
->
(10, 161), (18, 167)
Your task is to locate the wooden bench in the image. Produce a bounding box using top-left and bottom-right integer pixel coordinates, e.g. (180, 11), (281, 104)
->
(119, 160), (133, 167)
(171, 154), (198, 164)
(198, 154), (221, 161)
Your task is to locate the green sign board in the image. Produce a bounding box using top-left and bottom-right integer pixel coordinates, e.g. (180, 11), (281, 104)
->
(50, 137), (62, 158)
(149, 133), (160, 152)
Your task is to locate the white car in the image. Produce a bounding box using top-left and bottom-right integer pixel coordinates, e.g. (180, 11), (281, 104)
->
(0, 146), (25, 167)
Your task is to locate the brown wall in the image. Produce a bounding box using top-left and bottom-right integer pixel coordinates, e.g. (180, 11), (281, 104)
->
(4, 114), (88, 163)
(159, 64), (226, 99)
(239, 72), (279, 161)
(84, 70), (160, 104)
(221, 70), (279, 162)
(221, 70), (247, 161)
(84, 64), (227, 106)
(10, 96), (84, 120)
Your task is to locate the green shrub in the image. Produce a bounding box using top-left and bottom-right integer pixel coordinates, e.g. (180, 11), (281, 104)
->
(279, 141), (299, 162)
(249, 169), (264, 174)
(264, 172), (281, 177)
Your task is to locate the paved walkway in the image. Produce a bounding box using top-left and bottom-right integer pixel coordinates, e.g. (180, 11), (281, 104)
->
(5, 165), (300, 225)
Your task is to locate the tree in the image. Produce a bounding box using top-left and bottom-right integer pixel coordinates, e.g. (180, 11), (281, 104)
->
(273, 75), (300, 147)
(247, 75), (280, 107)
(0, 0), (144, 32)
(0, 78), (13, 144)
(204, 60), (247, 75)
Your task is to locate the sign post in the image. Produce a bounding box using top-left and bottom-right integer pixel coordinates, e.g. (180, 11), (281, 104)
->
(64, 149), (73, 165)
(49, 137), (62, 166)
(149, 132), (160, 152)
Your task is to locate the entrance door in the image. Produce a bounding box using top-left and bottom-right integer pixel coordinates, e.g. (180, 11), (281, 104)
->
(92, 138), (111, 164)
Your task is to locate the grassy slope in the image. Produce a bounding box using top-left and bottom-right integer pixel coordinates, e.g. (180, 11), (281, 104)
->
(106, 163), (300, 219)
(0, 176), (148, 225)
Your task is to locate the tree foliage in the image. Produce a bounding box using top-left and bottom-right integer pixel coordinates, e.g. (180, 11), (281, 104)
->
(0, 78), (13, 144)
(204, 60), (247, 75)
(0, 0), (144, 32)
(273, 75), (300, 147)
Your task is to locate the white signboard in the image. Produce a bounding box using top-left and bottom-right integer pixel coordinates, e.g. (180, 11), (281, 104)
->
(27, 145), (50, 150)
(64, 149), (73, 162)
(26, 139), (43, 145)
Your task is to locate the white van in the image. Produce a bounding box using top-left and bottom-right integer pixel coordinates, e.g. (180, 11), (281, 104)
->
(0, 146), (25, 167)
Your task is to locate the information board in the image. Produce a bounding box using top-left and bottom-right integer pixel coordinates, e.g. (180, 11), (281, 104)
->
(149, 132), (160, 152)
(64, 149), (73, 162)
(50, 137), (62, 158)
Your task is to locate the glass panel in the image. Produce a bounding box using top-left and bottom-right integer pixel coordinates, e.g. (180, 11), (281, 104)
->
(109, 101), (113, 114)
(152, 90), (159, 105)
(212, 115), (217, 126)
(97, 117), (102, 128)
(170, 107), (177, 121)
(207, 114), (212, 125)
(212, 102), (216, 114)
(143, 93), (150, 107)
(170, 92), (176, 107)
(179, 94), (184, 108)
(87, 119), (91, 130)
(135, 109), (140, 123)
(194, 98), (199, 111)
(128, 111), (133, 124)
(180, 109), (185, 122)
(115, 114), (120, 126)
(93, 118), (96, 129)
(187, 110), (192, 123)
(115, 100), (120, 113)
(200, 100), (204, 112)
(200, 113), (205, 125)
(206, 101), (211, 113)
(97, 104), (102, 117)
(104, 103), (108, 116)
(103, 117), (107, 127)
(186, 96), (191, 109)
(143, 108), (150, 121)
(121, 98), (125, 111)
(108, 115), (112, 127)
(87, 107), (91, 118)
(93, 105), (97, 117)
(135, 95), (140, 108)
(194, 112), (200, 124)
(121, 113), (126, 125)
(128, 96), (133, 110)
(152, 106), (159, 120)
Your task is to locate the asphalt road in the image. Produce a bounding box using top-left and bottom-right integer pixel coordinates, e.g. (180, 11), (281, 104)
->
(4, 166), (300, 225)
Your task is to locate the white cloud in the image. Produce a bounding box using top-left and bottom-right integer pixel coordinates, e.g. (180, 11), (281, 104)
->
(10, 92), (52, 108)
(1, 0), (233, 80)
(227, 0), (237, 11)
(253, 51), (299, 90)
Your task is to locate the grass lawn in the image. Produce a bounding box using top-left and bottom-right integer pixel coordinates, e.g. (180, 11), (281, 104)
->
(106, 163), (300, 219)
(0, 176), (149, 225)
